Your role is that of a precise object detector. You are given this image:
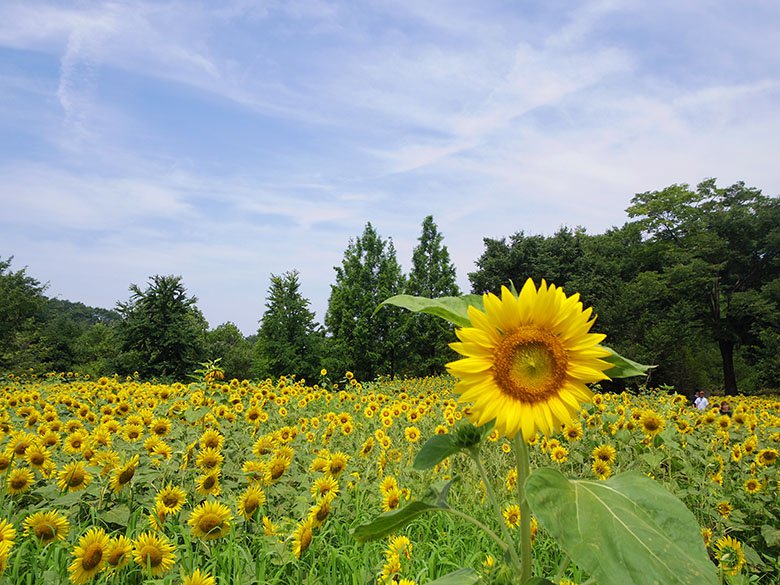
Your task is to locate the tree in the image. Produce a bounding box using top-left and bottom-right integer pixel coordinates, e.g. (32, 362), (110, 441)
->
(628, 180), (780, 394)
(325, 223), (407, 380)
(254, 271), (322, 380)
(0, 257), (49, 372)
(205, 322), (254, 381)
(405, 216), (460, 375)
(115, 275), (207, 379)
(469, 227), (589, 294)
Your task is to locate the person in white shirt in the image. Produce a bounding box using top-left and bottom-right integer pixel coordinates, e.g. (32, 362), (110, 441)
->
(694, 390), (709, 410)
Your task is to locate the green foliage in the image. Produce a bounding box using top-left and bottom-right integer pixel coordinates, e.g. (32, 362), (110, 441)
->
(352, 479), (455, 542)
(628, 179), (780, 394)
(526, 468), (718, 585)
(0, 256), (48, 371)
(254, 270), (323, 380)
(115, 274), (207, 379)
(325, 223), (407, 380)
(404, 216), (461, 375)
(205, 322), (254, 380)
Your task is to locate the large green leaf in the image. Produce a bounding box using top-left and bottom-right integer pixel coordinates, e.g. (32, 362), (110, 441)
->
(352, 479), (454, 542)
(414, 433), (460, 470)
(375, 295), (484, 328)
(425, 568), (482, 584)
(603, 346), (654, 378)
(525, 468), (717, 585)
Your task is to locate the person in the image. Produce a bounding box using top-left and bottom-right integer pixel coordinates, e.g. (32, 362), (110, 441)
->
(719, 400), (731, 416)
(694, 390), (709, 410)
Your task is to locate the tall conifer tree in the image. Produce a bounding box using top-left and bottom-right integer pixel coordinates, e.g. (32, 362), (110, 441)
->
(406, 216), (460, 374)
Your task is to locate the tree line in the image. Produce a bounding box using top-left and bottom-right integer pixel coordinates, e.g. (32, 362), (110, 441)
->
(2, 179), (778, 394)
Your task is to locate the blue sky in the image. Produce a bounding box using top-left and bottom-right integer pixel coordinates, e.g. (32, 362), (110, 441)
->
(2, 1), (779, 334)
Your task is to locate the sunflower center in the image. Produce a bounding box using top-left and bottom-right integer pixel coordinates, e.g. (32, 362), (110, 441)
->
(118, 467), (135, 484)
(68, 470), (86, 487)
(139, 545), (162, 567)
(35, 523), (56, 541)
(81, 543), (104, 570)
(197, 513), (223, 535)
(163, 495), (180, 507)
(493, 326), (568, 402)
(10, 476), (28, 489)
(243, 498), (259, 515)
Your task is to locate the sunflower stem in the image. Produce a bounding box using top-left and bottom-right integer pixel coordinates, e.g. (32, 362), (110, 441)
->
(513, 431), (533, 584)
(469, 447), (523, 577)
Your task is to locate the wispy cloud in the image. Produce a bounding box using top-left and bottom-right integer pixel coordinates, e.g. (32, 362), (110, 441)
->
(1, 0), (779, 333)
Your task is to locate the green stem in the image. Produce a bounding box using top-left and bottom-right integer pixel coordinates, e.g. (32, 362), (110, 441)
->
(513, 432), (533, 584)
(443, 507), (510, 553)
(469, 448), (523, 577)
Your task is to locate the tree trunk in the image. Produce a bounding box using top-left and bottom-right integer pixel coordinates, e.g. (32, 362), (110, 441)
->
(718, 339), (738, 395)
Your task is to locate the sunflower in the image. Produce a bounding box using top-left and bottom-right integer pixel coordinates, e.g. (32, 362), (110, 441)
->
(715, 535), (745, 576)
(503, 504), (521, 528)
(639, 410), (664, 436)
(109, 455), (139, 493)
(0, 519), (16, 546)
(105, 535), (133, 569)
(327, 452), (349, 477)
(592, 444), (616, 464)
(308, 495), (333, 528)
(7, 467), (35, 495)
(69, 526), (110, 584)
(0, 541), (11, 574)
(744, 478), (762, 494)
(0, 454), (11, 473)
(150, 418), (171, 437)
(387, 535), (412, 559)
(291, 517), (314, 559)
(183, 568), (216, 585)
(404, 427), (421, 443)
(237, 485), (266, 520)
(359, 437), (375, 457)
(188, 501), (233, 540)
(562, 421), (583, 442)
(199, 430), (224, 451)
(382, 487), (401, 512)
(56, 461), (92, 492)
(133, 531), (175, 576)
(550, 445), (569, 464)
(155, 485), (187, 515)
(591, 459), (612, 480)
(24, 443), (52, 470)
(242, 460), (270, 484)
(23, 510), (70, 543)
(756, 448), (778, 467)
(311, 476), (339, 500)
(267, 454), (292, 482)
(446, 280), (611, 439)
(195, 448), (223, 471)
(262, 516), (277, 536)
(195, 471), (222, 496)
(716, 501), (733, 519)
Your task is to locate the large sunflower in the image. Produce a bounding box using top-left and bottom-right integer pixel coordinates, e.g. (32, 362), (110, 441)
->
(23, 510), (70, 543)
(446, 280), (611, 439)
(68, 526), (110, 584)
(133, 531), (175, 577)
(188, 501), (233, 540)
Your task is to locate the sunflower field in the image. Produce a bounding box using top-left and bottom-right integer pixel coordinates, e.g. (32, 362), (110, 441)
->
(0, 370), (776, 585)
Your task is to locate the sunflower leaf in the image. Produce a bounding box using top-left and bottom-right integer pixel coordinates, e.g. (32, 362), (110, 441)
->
(352, 479), (455, 542)
(375, 295), (484, 328)
(526, 468), (718, 585)
(603, 346), (654, 378)
(413, 434), (460, 470)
